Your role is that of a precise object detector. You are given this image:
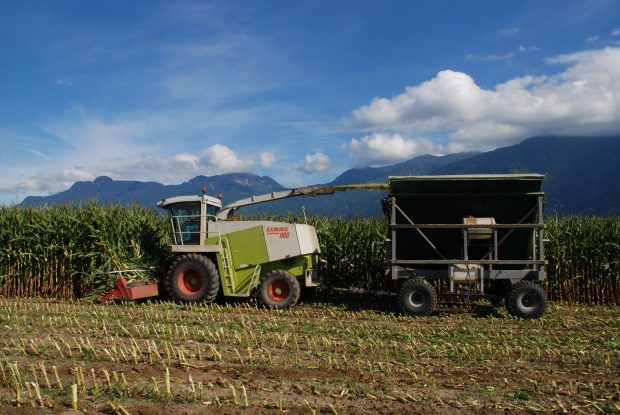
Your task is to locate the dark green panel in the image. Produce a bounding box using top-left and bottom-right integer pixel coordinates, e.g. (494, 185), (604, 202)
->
(390, 174), (544, 195)
(388, 175), (544, 266)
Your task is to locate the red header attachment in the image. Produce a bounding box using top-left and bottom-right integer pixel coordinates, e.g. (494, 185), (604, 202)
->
(202, 185), (207, 194)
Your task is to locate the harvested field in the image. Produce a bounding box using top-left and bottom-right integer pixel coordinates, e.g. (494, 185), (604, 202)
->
(0, 297), (618, 414)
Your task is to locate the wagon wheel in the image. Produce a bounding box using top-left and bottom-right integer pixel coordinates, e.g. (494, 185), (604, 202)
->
(164, 254), (220, 303)
(398, 278), (437, 316)
(506, 281), (547, 319)
(259, 270), (300, 310)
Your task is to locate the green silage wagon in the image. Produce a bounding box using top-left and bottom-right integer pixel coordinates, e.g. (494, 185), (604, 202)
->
(384, 174), (548, 318)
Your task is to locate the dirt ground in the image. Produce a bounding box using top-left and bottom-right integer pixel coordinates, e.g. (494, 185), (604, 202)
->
(0, 295), (618, 414)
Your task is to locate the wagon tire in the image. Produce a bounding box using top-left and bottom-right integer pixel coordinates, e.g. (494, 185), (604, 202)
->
(165, 254), (220, 303)
(506, 281), (547, 319)
(398, 278), (437, 316)
(259, 270), (300, 310)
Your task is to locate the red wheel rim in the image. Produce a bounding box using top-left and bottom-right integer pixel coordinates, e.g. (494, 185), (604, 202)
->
(267, 279), (289, 302)
(177, 269), (203, 296)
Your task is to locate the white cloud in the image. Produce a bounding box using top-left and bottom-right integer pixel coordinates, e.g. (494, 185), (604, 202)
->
(27, 149), (50, 160)
(8, 144), (254, 196)
(586, 35), (599, 43)
(612, 27), (620, 37)
(11, 166), (92, 194)
(349, 47), (620, 152)
(199, 144), (254, 173)
(1, 100), (307, 202)
(259, 152), (276, 168)
(519, 45), (539, 53)
(466, 52), (515, 62)
(42, 116), (156, 161)
(346, 133), (443, 166)
(0, 2), (311, 203)
(103, 144), (254, 180)
(293, 152), (331, 173)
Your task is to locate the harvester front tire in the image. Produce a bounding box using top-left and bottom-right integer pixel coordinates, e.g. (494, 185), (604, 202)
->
(398, 278), (437, 316)
(506, 281), (547, 319)
(165, 254), (220, 303)
(259, 270), (300, 310)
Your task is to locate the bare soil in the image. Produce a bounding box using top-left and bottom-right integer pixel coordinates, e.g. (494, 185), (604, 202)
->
(0, 297), (618, 414)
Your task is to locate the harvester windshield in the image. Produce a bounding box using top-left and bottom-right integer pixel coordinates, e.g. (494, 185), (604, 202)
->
(157, 195), (222, 245)
(169, 202), (201, 244)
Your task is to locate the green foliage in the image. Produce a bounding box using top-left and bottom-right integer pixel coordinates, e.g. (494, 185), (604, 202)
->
(0, 202), (171, 299)
(545, 215), (620, 304)
(310, 216), (387, 291)
(0, 204), (618, 304)
(514, 391), (531, 401)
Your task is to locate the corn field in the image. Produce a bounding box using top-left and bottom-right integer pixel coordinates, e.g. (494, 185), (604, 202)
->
(0, 204), (618, 304)
(545, 216), (620, 304)
(0, 203), (170, 300)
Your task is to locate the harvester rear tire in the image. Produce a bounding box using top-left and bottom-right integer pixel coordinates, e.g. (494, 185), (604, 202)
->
(165, 254), (220, 303)
(398, 278), (437, 316)
(259, 270), (300, 310)
(506, 281), (547, 319)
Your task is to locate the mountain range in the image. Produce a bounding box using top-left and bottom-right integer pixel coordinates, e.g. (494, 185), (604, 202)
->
(22, 173), (286, 209)
(20, 135), (620, 216)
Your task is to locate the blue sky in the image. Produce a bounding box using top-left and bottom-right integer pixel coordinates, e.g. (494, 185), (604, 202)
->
(1, 1), (619, 203)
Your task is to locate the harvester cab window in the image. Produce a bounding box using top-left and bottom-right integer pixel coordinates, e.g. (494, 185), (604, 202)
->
(206, 204), (219, 217)
(169, 202), (201, 244)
